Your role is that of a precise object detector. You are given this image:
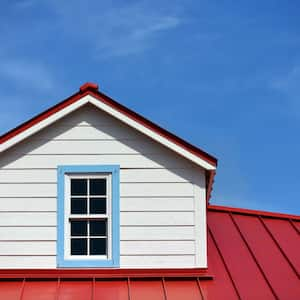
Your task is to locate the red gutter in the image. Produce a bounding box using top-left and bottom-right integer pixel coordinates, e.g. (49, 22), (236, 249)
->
(0, 83), (217, 168)
(208, 205), (300, 221)
(0, 268), (213, 280)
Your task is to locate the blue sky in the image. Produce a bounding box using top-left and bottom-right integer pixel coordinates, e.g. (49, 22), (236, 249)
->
(0, 0), (300, 214)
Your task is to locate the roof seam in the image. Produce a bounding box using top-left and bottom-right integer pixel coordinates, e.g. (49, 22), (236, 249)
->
(207, 226), (241, 300)
(259, 216), (300, 279)
(162, 277), (168, 300)
(229, 213), (279, 300)
(19, 278), (26, 300)
(127, 277), (131, 300)
(289, 219), (300, 234)
(196, 277), (205, 300)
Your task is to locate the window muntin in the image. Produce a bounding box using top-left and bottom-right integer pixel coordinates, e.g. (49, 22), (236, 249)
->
(57, 165), (120, 268)
(65, 174), (111, 259)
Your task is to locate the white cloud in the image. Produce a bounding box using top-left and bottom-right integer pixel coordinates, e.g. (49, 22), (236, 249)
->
(270, 63), (300, 115)
(46, 1), (183, 58)
(0, 59), (55, 91)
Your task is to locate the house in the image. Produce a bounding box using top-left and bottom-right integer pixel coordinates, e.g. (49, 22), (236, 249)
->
(0, 83), (299, 299)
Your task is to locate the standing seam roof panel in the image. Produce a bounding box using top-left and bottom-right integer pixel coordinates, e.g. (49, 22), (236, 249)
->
(207, 211), (275, 300)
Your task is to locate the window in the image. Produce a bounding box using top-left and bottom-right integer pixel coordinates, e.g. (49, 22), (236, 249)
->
(57, 165), (120, 267)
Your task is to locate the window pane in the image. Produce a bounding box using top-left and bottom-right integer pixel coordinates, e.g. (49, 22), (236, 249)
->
(90, 179), (106, 195)
(71, 179), (87, 196)
(90, 238), (106, 255)
(90, 220), (107, 236)
(90, 198), (106, 214)
(71, 238), (87, 255)
(71, 220), (87, 236)
(71, 198), (87, 214)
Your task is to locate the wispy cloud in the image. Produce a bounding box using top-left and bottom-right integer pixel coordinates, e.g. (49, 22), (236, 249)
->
(0, 59), (55, 91)
(45, 1), (183, 58)
(269, 63), (300, 115)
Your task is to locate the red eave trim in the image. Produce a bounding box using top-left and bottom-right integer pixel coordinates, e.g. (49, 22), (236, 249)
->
(208, 204), (300, 221)
(0, 86), (217, 167)
(0, 268), (213, 280)
(0, 90), (89, 144)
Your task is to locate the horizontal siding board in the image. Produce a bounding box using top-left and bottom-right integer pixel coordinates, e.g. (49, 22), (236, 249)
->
(120, 197), (194, 211)
(121, 212), (194, 226)
(120, 255), (195, 268)
(0, 227), (56, 240)
(121, 183), (194, 197)
(21, 140), (157, 155)
(0, 198), (56, 211)
(0, 154), (190, 169)
(0, 241), (55, 255)
(0, 212), (56, 226)
(0, 183), (193, 198)
(0, 168), (194, 183)
(50, 124), (141, 140)
(120, 241), (195, 255)
(0, 256), (56, 268)
(120, 226), (194, 240)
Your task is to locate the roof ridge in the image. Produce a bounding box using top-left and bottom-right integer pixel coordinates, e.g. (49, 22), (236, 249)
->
(208, 205), (300, 221)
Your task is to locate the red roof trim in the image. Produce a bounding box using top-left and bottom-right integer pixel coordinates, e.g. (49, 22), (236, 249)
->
(0, 84), (217, 167)
(0, 268), (213, 279)
(206, 170), (216, 204)
(0, 90), (89, 144)
(208, 205), (300, 220)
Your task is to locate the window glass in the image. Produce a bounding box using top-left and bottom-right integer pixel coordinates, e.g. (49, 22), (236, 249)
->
(90, 238), (106, 255)
(71, 198), (87, 214)
(71, 238), (87, 255)
(71, 179), (87, 196)
(90, 220), (107, 236)
(90, 179), (106, 195)
(90, 197), (106, 214)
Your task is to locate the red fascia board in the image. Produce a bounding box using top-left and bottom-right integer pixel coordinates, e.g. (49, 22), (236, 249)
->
(0, 268), (213, 280)
(206, 170), (216, 204)
(0, 90), (88, 144)
(0, 88), (217, 167)
(208, 205), (300, 221)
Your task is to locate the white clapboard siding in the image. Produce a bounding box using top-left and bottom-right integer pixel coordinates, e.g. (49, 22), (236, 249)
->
(0, 154), (190, 169)
(121, 212), (194, 226)
(50, 125), (141, 141)
(120, 241), (195, 255)
(120, 197), (194, 211)
(0, 183), (56, 198)
(0, 212), (56, 226)
(0, 168), (195, 183)
(50, 104), (119, 127)
(120, 226), (194, 240)
(121, 183), (194, 197)
(120, 255), (195, 268)
(0, 104), (207, 269)
(0, 198), (56, 212)
(0, 256), (56, 268)
(20, 140), (160, 155)
(0, 241), (55, 255)
(0, 227), (56, 240)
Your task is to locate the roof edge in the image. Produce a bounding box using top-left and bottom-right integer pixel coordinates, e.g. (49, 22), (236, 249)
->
(0, 85), (217, 168)
(208, 204), (300, 220)
(0, 268), (213, 279)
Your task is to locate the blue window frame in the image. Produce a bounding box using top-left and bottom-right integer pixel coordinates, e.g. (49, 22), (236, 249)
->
(57, 165), (120, 267)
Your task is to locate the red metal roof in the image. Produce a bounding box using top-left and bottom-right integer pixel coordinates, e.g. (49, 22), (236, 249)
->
(0, 205), (298, 299)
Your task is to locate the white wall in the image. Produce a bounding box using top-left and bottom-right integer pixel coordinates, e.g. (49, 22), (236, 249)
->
(0, 104), (207, 269)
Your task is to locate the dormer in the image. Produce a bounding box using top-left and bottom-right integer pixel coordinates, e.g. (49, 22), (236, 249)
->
(0, 83), (217, 269)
